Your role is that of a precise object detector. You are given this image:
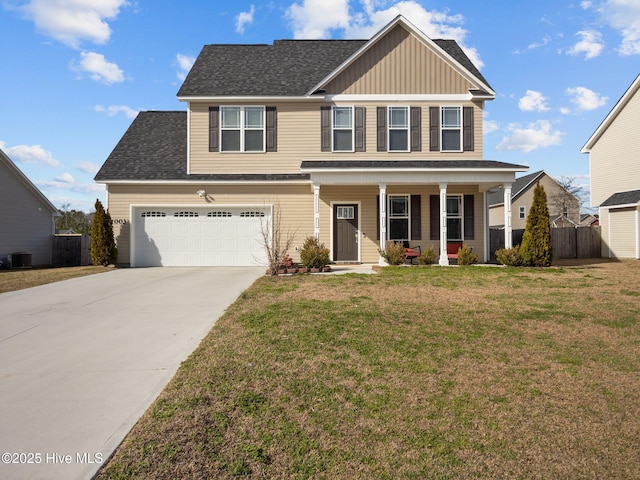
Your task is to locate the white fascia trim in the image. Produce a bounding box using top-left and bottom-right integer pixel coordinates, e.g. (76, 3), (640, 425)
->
(326, 94), (473, 102)
(186, 104), (191, 174)
(178, 96), (321, 103)
(98, 179), (311, 185)
(301, 166), (528, 174)
(600, 202), (640, 210)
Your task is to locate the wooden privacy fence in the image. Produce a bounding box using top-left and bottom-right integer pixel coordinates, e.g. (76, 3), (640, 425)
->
(52, 234), (92, 266)
(489, 227), (601, 261)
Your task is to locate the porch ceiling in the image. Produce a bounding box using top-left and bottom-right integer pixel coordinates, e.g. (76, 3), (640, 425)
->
(301, 160), (528, 192)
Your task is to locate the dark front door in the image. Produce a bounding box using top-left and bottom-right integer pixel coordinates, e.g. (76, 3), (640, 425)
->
(334, 204), (358, 262)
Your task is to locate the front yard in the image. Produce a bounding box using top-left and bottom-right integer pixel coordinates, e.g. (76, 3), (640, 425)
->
(97, 261), (640, 479)
(0, 265), (111, 293)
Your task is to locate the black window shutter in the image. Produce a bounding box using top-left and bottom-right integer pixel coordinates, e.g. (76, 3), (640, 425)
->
(209, 106), (219, 152)
(429, 106), (440, 152)
(430, 195), (440, 240)
(377, 107), (387, 151)
(411, 195), (421, 240)
(410, 107), (421, 152)
(464, 194), (475, 240)
(463, 106), (474, 152)
(355, 107), (366, 152)
(266, 106), (277, 152)
(376, 195), (380, 240)
(320, 106), (331, 152)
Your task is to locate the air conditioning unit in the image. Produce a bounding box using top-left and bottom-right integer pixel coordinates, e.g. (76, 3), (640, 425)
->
(11, 252), (32, 269)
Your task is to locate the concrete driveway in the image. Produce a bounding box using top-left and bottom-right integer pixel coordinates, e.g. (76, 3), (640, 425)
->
(0, 267), (262, 480)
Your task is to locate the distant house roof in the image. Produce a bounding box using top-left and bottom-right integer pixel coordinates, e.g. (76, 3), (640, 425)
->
(94, 111), (309, 182)
(487, 170), (546, 207)
(601, 189), (640, 207)
(178, 15), (492, 98)
(1, 148), (59, 214)
(582, 74), (640, 153)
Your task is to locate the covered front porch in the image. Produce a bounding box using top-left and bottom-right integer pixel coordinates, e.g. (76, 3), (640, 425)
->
(300, 160), (528, 265)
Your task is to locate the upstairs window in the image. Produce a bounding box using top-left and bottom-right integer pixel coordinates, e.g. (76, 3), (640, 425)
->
(321, 106), (365, 152)
(441, 106), (462, 152)
(388, 107), (409, 152)
(519, 206), (526, 219)
(429, 106), (474, 152)
(333, 106), (354, 152)
(220, 106), (265, 152)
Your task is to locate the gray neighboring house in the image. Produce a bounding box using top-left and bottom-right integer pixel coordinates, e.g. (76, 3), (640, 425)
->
(582, 74), (640, 259)
(0, 148), (59, 267)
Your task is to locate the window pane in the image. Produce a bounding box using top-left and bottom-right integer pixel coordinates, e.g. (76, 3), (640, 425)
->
(447, 218), (462, 240)
(389, 130), (408, 151)
(442, 129), (461, 151)
(221, 107), (240, 128)
(442, 107), (460, 127)
(446, 196), (461, 215)
(221, 130), (240, 151)
(390, 196), (408, 216)
(245, 107), (264, 128)
(333, 107), (352, 128)
(333, 130), (352, 151)
(244, 130), (263, 151)
(389, 218), (409, 241)
(389, 107), (408, 128)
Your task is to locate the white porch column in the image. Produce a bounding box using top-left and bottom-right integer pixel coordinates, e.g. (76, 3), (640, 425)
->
(313, 183), (320, 240)
(503, 183), (513, 249)
(379, 183), (387, 265)
(439, 183), (449, 266)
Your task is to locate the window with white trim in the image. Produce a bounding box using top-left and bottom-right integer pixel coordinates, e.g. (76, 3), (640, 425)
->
(336, 206), (355, 219)
(388, 195), (410, 241)
(333, 106), (354, 152)
(174, 211), (199, 217)
(446, 195), (463, 240)
(519, 206), (526, 219)
(441, 106), (462, 152)
(240, 211), (265, 217)
(141, 211), (166, 217)
(388, 107), (409, 152)
(220, 106), (265, 152)
(208, 211), (233, 217)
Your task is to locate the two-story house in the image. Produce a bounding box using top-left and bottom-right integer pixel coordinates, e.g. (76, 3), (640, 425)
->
(95, 15), (527, 267)
(582, 74), (640, 259)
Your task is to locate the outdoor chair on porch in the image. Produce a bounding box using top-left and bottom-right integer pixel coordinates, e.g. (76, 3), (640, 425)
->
(447, 242), (463, 263)
(403, 241), (421, 264)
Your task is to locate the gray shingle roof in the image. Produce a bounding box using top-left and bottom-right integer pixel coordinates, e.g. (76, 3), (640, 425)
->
(487, 170), (544, 206)
(601, 189), (640, 207)
(94, 111), (309, 182)
(177, 38), (491, 97)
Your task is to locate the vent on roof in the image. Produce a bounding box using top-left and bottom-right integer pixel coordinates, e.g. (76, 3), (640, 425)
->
(141, 211), (167, 217)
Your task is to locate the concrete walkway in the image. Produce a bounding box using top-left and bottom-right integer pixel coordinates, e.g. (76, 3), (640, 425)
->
(0, 267), (262, 480)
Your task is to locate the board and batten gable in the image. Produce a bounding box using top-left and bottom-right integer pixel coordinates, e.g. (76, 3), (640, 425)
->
(0, 151), (57, 266)
(586, 77), (640, 207)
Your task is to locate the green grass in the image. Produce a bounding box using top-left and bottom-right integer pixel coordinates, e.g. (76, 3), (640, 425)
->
(97, 261), (640, 480)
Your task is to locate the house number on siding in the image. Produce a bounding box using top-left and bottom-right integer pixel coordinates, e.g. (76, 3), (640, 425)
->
(112, 219), (127, 225)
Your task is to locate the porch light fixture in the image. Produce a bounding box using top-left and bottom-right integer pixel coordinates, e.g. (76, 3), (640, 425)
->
(197, 189), (206, 197)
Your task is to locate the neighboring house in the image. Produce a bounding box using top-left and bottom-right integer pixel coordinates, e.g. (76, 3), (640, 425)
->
(582, 74), (640, 259)
(0, 148), (59, 266)
(488, 170), (580, 230)
(580, 213), (599, 227)
(95, 15), (527, 267)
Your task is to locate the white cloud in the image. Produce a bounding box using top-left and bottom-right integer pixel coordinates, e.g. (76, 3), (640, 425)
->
(16, 0), (128, 49)
(95, 104), (138, 118)
(0, 141), (60, 167)
(496, 120), (564, 153)
(567, 30), (604, 59)
(175, 53), (196, 81)
(483, 120), (499, 135)
(566, 86), (608, 111)
(286, 0), (484, 68)
(77, 161), (101, 175)
(37, 179), (105, 194)
(518, 90), (550, 112)
(55, 172), (75, 184)
(596, 0), (640, 55)
(73, 51), (124, 84)
(236, 5), (255, 34)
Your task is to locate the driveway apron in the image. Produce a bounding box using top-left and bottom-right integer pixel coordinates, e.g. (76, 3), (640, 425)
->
(0, 267), (262, 480)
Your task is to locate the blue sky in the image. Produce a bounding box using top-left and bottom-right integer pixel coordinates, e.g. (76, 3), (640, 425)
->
(1, 0), (639, 212)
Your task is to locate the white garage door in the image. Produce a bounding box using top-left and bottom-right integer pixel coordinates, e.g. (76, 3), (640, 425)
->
(132, 206), (270, 267)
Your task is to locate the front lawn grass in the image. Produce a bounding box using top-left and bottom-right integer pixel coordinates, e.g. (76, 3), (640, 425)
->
(0, 265), (111, 293)
(97, 261), (640, 479)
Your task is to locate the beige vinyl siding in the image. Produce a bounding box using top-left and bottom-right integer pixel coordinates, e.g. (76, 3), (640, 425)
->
(324, 25), (473, 95)
(189, 101), (484, 174)
(590, 87), (640, 207)
(607, 207), (638, 259)
(0, 159), (55, 266)
(107, 184), (314, 265)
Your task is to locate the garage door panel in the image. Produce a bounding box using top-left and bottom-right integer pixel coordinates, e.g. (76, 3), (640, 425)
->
(134, 207), (269, 266)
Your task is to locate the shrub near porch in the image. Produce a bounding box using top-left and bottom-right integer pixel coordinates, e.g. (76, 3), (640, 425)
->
(97, 261), (640, 480)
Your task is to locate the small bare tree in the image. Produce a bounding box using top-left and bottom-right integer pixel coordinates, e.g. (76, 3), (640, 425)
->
(259, 203), (298, 275)
(549, 176), (585, 223)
